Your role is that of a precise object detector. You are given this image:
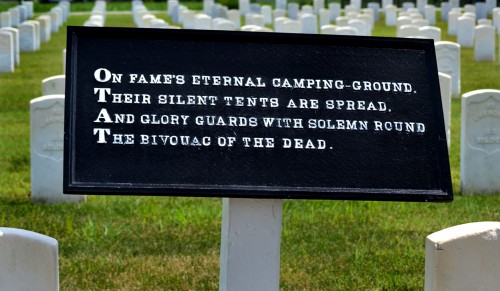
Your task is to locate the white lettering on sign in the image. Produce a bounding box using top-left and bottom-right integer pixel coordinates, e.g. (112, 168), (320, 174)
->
(90, 68), (426, 149)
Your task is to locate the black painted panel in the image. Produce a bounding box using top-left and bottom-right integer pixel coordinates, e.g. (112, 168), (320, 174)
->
(64, 26), (452, 201)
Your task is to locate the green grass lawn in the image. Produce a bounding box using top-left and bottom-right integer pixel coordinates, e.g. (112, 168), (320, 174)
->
(0, 4), (499, 290)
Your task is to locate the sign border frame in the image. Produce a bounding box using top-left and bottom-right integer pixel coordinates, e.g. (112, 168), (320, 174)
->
(63, 26), (453, 202)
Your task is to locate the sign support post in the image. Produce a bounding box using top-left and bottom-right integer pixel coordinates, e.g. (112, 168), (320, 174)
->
(219, 198), (283, 291)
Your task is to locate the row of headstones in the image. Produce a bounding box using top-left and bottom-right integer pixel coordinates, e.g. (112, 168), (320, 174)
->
(0, 1), (68, 73)
(390, 7), (441, 42)
(133, 1), (176, 28)
(160, 0), (495, 40)
(438, 0), (498, 69)
(163, 0), (378, 35)
(395, 9), (496, 63)
(448, 8), (491, 47)
(440, 0), (499, 63)
(386, 4), (437, 26)
(1, 222), (499, 290)
(417, 41), (499, 195)
(163, 1), (445, 37)
(374, 1), (499, 64)
(0, 1), (34, 28)
(83, 0), (107, 27)
(162, 0), (497, 31)
(441, 0), (497, 22)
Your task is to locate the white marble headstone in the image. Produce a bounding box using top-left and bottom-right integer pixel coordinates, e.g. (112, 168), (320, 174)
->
(460, 90), (500, 195)
(30, 95), (86, 203)
(9, 8), (20, 27)
(42, 75), (65, 96)
(447, 9), (461, 35)
(412, 18), (429, 27)
(276, 0), (286, 10)
(24, 20), (40, 50)
(250, 14), (265, 27)
(239, 0), (250, 15)
(328, 3), (341, 21)
(382, 0), (393, 10)
(273, 8), (286, 19)
(493, 9), (500, 30)
(462, 12), (476, 21)
(0, 227), (59, 291)
(213, 18), (235, 31)
(335, 26), (358, 35)
(49, 10), (60, 33)
(319, 8), (330, 27)
(419, 26), (441, 41)
(397, 24), (420, 37)
(358, 14), (373, 35)
(276, 0), (288, 10)
(313, 0), (324, 14)
(52, 6), (64, 26)
(417, 0), (427, 13)
(63, 48), (66, 74)
(18, 5), (27, 23)
(24, 1), (35, 19)
(281, 19), (301, 33)
(194, 13), (212, 30)
(320, 24), (337, 34)
(0, 11), (11, 28)
(402, 2), (415, 11)
(59, 1), (69, 22)
(227, 9), (240, 28)
(367, 2), (380, 21)
(438, 72), (452, 149)
(475, 3), (487, 22)
(425, 222), (500, 290)
(424, 5), (436, 25)
(449, 0), (460, 7)
(302, 5), (314, 15)
(287, 3), (299, 20)
(396, 15), (412, 29)
(435, 41), (460, 97)
(19, 21), (36, 52)
(348, 18), (365, 36)
(474, 24), (495, 62)
(300, 13), (318, 34)
(0, 31), (14, 73)
(336, 16), (350, 27)
(273, 16), (287, 32)
(457, 16), (475, 47)
(464, 4), (475, 13)
(477, 18), (492, 26)
(385, 5), (397, 26)
(37, 15), (51, 43)
(1, 27), (20, 66)
(441, 2), (451, 21)
(261, 5), (272, 24)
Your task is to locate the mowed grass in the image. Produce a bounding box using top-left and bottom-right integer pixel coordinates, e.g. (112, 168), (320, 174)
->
(0, 5), (499, 290)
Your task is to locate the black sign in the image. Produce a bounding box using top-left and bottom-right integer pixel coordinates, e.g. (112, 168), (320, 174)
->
(64, 26), (453, 202)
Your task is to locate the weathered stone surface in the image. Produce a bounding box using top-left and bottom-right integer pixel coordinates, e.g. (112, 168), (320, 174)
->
(425, 222), (500, 291)
(0, 227), (59, 291)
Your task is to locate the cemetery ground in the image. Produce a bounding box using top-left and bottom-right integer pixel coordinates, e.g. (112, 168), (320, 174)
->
(0, 2), (499, 290)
